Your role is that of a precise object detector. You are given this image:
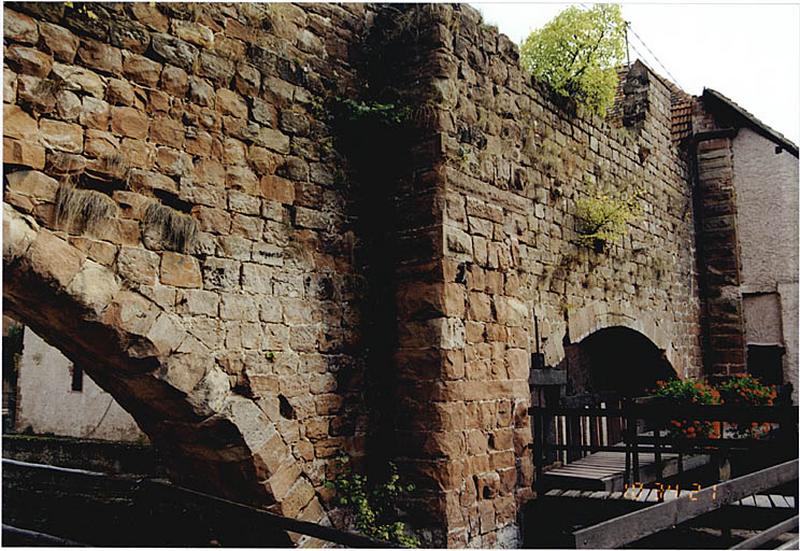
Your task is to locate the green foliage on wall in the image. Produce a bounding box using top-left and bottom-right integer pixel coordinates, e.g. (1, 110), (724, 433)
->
(324, 454), (419, 547)
(520, 4), (626, 116)
(574, 191), (642, 252)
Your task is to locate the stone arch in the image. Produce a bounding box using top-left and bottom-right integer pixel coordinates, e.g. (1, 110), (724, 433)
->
(564, 299), (683, 375)
(3, 204), (322, 530)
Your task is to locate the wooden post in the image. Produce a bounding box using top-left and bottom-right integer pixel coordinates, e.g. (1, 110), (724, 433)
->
(533, 408), (543, 493)
(653, 426), (662, 483)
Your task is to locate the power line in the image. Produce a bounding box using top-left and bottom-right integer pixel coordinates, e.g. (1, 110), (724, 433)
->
(627, 24), (685, 90)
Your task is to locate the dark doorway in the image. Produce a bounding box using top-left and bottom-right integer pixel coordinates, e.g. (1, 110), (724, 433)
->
(565, 326), (676, 398)
(747, 344), (784, 386)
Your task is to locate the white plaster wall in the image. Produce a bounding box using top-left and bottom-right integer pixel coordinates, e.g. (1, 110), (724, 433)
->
(16, 328), (147, 442)
(743, 293), (783, 344)
(733, 127), (799, 399)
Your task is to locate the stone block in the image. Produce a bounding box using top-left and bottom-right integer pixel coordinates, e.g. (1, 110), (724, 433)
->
(197, 51), (235, 84)
(5, 170), (58, 201)
(78, 38), (122, 75)
(4, 137), (46, 169)
(80, 97), (112, 130)
(149, 115), (185, 148)
(151, 33), (198, 70)
(265, 461), (303, 502)
(171, 19), (214, 48)
(254, 127), (290, 153)
(4, 104), (38, 141)
(109, 235), (155, 275)
(4, 8), (39, 44)
(216, 89), (248, 119)
(260, 175), (295, 204)
(122, 51), (162, 87)
(51, 63), (105, 98)
(39, 119), (83, 153)
(26, 230), (86, 288)
(280, 477), (316, 519)
(160, 252), (202, 288)
(38, 22), (78, 63)
(160, 65), (189, 96)
(6, 45), (52, 78)
(65, 259), (119, 317)
(220, 293), (259, 322)
(111, 107), (150, 139)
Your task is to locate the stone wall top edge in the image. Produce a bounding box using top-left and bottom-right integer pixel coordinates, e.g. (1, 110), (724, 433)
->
(438, 3), (678, 155)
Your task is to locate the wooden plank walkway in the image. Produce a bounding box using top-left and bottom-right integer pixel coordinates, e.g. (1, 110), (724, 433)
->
(540, 450), (710, 492)
(545, 488), (796, 509)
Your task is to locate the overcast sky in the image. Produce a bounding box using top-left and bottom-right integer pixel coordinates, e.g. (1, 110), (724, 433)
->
(472, 2), (800, 144)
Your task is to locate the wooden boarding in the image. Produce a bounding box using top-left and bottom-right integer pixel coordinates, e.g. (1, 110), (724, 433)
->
(540, 449), (710, 492)
(729, 515), (799, 550)
(572, 459), (798, 549)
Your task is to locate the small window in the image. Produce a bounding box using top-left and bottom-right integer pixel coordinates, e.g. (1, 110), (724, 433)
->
(747, 345), (784, 386)
(71, 364), (83, 392)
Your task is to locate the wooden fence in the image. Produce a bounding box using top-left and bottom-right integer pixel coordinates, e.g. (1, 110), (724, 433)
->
(531, 399), (798, 489)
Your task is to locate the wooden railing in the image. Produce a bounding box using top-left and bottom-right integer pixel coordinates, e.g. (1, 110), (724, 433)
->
(530, 400), (799, 490)
(572, 459), (799, 549)
(2, 458), (397, 548)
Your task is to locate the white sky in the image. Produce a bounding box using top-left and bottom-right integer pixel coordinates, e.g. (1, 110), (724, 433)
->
(472, 2), (800, 144)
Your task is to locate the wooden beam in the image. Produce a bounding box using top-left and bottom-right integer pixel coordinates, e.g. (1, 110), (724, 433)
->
(729, 516), (798, 550)
(572, 459), (798, 549)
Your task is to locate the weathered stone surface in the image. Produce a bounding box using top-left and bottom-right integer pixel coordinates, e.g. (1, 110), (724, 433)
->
(4, 8), (39, 45)
(38, 22), (79, 63)
(0, 6), (715, 547)
(80, 97), (112, 130)
(6, 45), (53, 78)
(160, 65), (189, 96)
(116, 246), (160, 285)
(171, 19), (214, 48)
(66, 259), (120, 317)
(151, 33), (199, 70)
(5, 170), (58, 201)
(25, 230), (86, 288)
(4, 104), (38, 141)
(77, 38), (123, 75)
(122, 51), (163, 87)
(4, 137), (46, 169)
(161, 252), (202, 288)
(111, 107), (150, 139)
(39, 119), (84, 153)
(51, 63), (106, 98)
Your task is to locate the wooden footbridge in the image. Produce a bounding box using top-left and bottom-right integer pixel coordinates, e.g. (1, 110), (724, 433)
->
(527, 396), (799, 548)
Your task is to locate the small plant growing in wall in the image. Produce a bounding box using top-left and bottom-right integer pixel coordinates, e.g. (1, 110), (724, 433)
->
(324, 453), (419, 547)
(520, 4), (626, 116)
(574, 191), (642, 252)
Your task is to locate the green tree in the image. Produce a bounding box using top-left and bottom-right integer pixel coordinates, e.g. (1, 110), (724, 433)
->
(520, 4), (626, 116)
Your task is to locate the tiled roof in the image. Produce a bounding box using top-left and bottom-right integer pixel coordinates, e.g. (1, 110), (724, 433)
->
(670, 97), (693, 144)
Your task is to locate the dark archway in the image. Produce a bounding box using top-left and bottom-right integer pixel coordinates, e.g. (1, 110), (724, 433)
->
(565, 326), (677, 398)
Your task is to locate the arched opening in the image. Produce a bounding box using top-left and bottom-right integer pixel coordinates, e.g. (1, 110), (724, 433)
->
(536, 326), (679, 469)
(3, 206), (312, 519)
(565, 326), (677, 398)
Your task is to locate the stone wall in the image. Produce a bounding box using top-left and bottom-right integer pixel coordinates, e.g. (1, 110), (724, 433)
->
(4, 3), (708, 547)
(382, 5), (704, 547)
(3, 3), (378, 543)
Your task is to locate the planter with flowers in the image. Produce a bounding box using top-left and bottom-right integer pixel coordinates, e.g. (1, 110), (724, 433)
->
(717, 374), (778, 438)
(653, 379), (721, 439)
